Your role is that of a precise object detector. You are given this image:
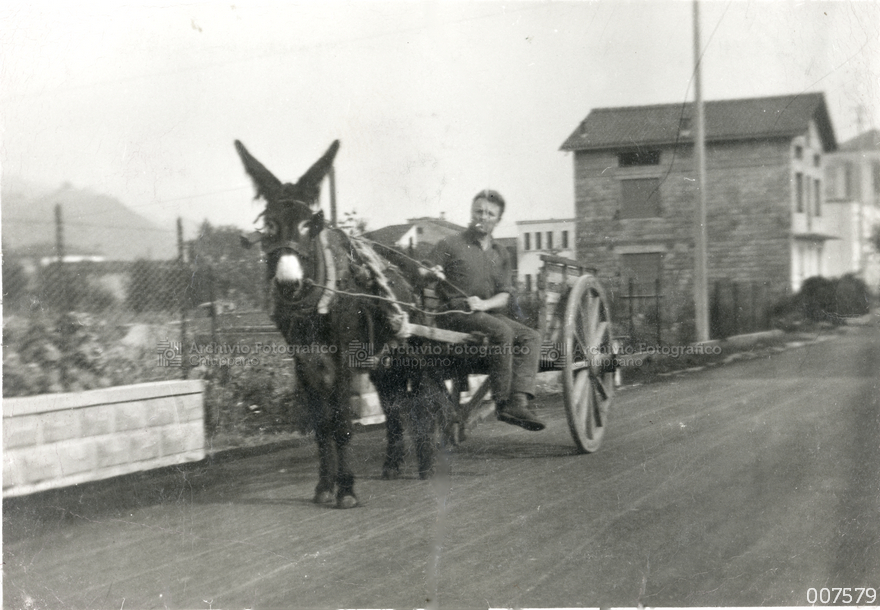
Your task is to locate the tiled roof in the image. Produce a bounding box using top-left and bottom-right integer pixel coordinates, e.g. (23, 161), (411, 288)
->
(363, 223), (413, 246)
(365, 217), (467, 248)
(838, 128), (880, 152)
(406, 217), (468, 232)
(560, 93), (836, 153)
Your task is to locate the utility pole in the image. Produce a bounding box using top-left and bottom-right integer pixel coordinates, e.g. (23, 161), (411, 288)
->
(692, 0), (710, 342)
(855, 104), (867, 277)
(329, 166), (338, 228)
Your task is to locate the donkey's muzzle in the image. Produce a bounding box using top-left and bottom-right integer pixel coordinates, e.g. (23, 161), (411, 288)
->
(275, 253), (305, 288)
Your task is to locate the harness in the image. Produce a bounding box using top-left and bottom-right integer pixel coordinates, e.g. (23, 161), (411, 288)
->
(266, 235), (329, 315)
(346, 235), (410, 338)
(269, 229), (411, 338)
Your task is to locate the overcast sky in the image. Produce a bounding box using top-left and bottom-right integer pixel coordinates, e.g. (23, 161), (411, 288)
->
(2, 1), (878, 238)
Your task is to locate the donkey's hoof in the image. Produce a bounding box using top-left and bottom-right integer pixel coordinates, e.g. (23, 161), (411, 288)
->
(337, 494), (359, 509)
(313, 490), (335, 504)
(381, 466), (400, 480)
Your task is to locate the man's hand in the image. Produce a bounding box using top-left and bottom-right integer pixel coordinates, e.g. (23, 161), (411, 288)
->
(466, 296), (489, 312)
(419, 265), (446, 282)
(466, 292), (510, 312)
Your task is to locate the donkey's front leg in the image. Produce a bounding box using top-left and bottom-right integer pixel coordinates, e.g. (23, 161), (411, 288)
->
(313, 414), (338, 504)
(332, 404), (358, 508)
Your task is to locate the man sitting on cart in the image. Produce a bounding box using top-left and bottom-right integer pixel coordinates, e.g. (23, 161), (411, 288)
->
(423, 189), (545, 432)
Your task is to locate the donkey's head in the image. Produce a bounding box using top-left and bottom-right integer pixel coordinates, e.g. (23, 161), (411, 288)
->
(235, 139), (339, 300)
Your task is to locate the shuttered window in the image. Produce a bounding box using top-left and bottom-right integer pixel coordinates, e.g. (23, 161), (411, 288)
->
(620, 178), (661, 219)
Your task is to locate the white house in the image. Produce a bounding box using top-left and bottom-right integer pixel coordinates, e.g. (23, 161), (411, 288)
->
(364, 216), (465, 258)
(822, 129), (880, 291)
(515, 218), (577, 291)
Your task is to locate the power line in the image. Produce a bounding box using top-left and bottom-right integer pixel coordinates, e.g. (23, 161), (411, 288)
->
(2, 217), (177, 233)
(2, 4), (556, 103)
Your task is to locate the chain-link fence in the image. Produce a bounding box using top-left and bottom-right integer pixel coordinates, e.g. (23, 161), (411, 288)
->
(1, 206), (269, 402)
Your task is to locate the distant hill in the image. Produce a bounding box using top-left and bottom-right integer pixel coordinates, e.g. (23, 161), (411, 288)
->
(2, 179), (179, 261)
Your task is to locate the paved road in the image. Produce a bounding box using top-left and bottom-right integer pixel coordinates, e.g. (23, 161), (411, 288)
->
(4, 324), (879, 609)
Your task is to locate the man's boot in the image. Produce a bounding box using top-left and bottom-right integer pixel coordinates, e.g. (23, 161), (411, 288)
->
(496, 392), (545, 431)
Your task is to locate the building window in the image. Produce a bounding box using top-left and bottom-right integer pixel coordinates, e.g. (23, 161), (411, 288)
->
(535, 232), (542, 250)
(814, 179), (821, 217)
(524, 233), (530, 251)
(805, 174), (812, 216)
(547, 232), (553, 251)
(795, 172), (804, 213)
(561, 230), (569, 249)
(620, 178), (661, 219)
(813, 153), (821, 168)
(618, 150), (661, 167)
(416, 227), (424, 235)
(620, 252), (663, 294)
(525, 274), (532, 292)
(794, 145), (803, 160)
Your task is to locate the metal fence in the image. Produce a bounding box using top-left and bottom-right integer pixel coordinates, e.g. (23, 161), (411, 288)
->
(2, 205), (269, 399)
(582, 274), (775, 348)
(709, 279), (774, 338)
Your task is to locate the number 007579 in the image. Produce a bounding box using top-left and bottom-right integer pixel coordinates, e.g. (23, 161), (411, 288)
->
(807, 587), (876, 604)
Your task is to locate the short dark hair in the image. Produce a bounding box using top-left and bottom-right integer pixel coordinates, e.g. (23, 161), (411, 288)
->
(473, 189), (505, 215)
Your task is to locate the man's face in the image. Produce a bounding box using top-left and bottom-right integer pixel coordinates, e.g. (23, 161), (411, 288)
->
(469, 197), (502, 236)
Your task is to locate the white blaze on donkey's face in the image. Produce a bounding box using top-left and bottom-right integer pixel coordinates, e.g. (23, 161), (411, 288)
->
(275, 253), (304, 286)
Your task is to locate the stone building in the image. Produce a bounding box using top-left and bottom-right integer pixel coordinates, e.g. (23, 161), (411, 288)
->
(559, 93), (838, 341)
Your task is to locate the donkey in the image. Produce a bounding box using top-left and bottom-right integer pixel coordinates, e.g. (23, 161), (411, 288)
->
(235, 139), (446, 508)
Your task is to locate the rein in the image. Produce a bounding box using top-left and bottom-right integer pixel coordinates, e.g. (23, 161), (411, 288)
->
(301, 279), (472, 318)
(271, 229), (474, 335)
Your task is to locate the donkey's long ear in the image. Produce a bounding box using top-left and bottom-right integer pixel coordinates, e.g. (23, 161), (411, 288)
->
(294, 140), (340, 201)
(235, 140), (284, 201)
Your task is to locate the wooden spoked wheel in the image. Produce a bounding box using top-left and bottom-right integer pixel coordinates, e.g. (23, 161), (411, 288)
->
(562, 275), (615, 453)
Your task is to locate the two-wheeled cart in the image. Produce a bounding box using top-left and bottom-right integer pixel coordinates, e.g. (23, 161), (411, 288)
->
(403, 254), (617, 453)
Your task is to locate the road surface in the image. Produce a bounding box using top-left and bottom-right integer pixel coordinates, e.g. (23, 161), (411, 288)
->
(4, 324), (879, 609)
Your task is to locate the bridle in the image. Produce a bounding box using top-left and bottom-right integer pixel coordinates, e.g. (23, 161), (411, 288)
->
(266, 226), (335, 315)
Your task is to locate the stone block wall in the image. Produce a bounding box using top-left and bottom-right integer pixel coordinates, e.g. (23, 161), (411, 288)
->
(573, 138), (796, 342)
(3, 380), (205, 497)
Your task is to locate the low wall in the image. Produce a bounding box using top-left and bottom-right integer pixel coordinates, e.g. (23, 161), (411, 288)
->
(3, 380), (205, 498)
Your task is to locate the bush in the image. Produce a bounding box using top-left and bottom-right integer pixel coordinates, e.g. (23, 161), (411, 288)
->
(798, 276), (836, 322)
(2, 314), (178, 397)
(833, 274), (870, 316)
(201, 356), (306, 437)
(771, 274), (872, 330)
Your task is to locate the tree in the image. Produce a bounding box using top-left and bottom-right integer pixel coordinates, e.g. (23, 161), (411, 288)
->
(186, 221), (265, 309)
